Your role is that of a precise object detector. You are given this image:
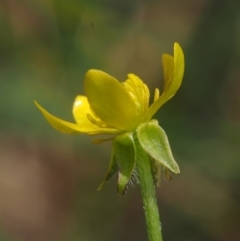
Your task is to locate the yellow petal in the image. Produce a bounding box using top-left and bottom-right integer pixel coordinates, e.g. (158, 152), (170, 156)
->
(154, 88), (160, 102)
(145, 43), (184, 120)
(162, 42), (184, 101)
(162, 54), (174, 91)
(168, 42), (185, 99)
(123, 74), (150, 115)
(73, 96), (90, 125)
(73, 95), (105, 127)
(35, 101), (83, 133)
(35, 101), (120, 135)
(84, 70), (139, 131)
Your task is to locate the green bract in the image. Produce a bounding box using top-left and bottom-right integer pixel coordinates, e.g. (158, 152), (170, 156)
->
(98, 120), (179, 195)
(137, 120), (180, 174)
(115, 133), (136, 195)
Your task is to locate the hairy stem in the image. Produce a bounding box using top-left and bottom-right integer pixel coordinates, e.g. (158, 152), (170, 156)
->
(136, 139), (163, 241)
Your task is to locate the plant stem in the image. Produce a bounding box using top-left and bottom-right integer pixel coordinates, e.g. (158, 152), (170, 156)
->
(135, 139), (163, 241)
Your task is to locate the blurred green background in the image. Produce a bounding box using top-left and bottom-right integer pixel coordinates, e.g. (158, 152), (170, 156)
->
(0, 0), (240, 241)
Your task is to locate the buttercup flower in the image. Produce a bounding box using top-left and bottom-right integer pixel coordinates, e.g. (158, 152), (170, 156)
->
(35, 42), (184, 194)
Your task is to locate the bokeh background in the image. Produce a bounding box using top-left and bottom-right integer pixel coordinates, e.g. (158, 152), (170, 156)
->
(0, 0), (240, 240)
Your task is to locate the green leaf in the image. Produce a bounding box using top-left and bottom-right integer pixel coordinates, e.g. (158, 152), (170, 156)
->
(137, 120), (180, 173)
(114, 132), (136, 195)
(97, 145), (118, 190)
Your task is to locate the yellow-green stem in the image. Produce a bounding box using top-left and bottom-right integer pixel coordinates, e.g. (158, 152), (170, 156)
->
(136, 139), (163, 241)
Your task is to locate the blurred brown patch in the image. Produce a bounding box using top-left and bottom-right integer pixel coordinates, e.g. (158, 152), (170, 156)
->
(0, 135), (77, 241)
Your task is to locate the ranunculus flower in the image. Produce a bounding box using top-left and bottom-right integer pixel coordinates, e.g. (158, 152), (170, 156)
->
(35, 43), (184, 194)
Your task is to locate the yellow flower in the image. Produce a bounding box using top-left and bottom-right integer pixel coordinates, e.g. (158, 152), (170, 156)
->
(35, 43), (184, 194)
(35, 43), (184, 141)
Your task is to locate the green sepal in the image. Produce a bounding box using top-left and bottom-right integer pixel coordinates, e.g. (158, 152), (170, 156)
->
(114, 132), (136, 195)
(149, 156), (162, 187)
(97, 144), (118, 190)
(137, 119), (180, 174)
